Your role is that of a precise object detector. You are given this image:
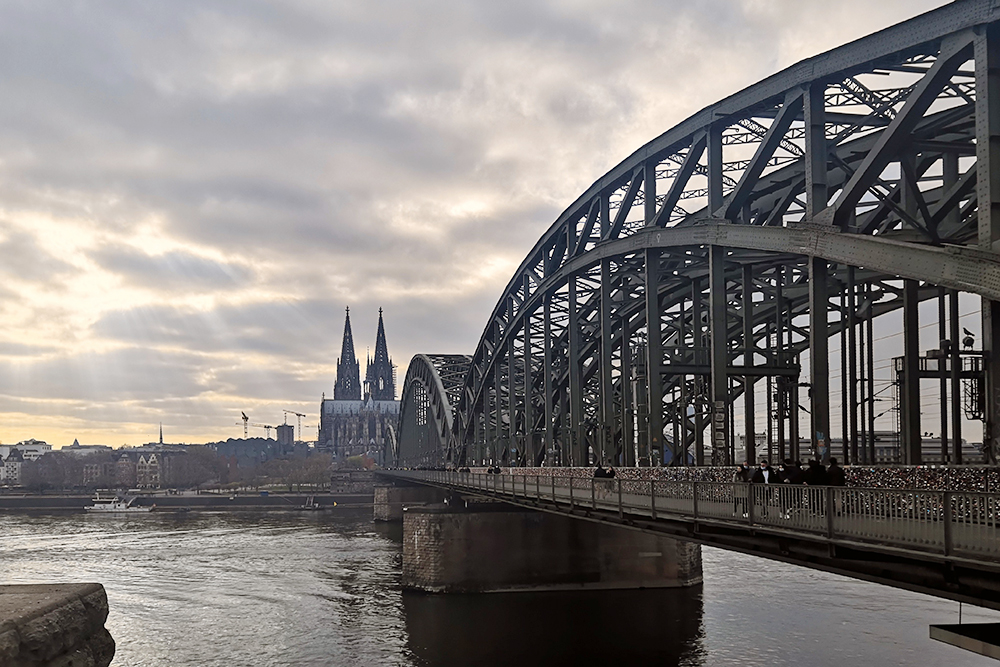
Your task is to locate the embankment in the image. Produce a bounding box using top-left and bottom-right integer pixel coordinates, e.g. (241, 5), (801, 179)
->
(0, 493), (373, 512)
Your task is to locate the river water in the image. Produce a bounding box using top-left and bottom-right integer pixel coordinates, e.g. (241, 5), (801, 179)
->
(1, 509), (998, 666)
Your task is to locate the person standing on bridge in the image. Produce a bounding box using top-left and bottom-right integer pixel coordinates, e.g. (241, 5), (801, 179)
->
(803, 459), (829, 486)
(733, 462), (751, 517)
(751, 460), (777, 484)
(827, 458), (846, 487)
(751, 460), (778, 518)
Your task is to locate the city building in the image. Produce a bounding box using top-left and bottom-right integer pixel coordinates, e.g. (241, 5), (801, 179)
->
(209, 438), (284, 471)
(0, 440), (52, 462)
(276, 424), (294, 448)
(112, 445), (187, 489)
(2, 448), (24, 485)
(318, 308), (400, 463)
(82, 461), (118, 485)
(61, 439), (115, 457)
(136, 453), (161, 488)
(116, 453), (137, 487)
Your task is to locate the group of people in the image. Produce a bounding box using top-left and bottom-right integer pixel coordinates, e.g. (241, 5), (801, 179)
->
(734, 457), (847, 487)
(732, 458), (847, 519)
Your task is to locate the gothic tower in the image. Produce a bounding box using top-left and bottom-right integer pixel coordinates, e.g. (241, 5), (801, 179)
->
(334, 307), (361, 400)
(365, 308), (395, 400)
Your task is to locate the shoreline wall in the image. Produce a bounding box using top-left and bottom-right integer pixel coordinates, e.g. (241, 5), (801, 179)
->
(0, 583), (115, 667)
(0, 493), (373, 512)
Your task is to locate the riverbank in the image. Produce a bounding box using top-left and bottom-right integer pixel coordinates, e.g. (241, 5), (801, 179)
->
(4, 512), (998, 666)
(0, 492), (373, 512)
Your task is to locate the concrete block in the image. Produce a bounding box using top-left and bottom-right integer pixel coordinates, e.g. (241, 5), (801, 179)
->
(402, 503), (702, 593)
(0, 583), (114, 667)
(373, 484), (448, 522)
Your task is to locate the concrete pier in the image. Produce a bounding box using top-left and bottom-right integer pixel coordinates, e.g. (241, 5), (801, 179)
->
(0, 583), (114, 667)
(373, 484), (448, 522)
(402, 502), (702, 593)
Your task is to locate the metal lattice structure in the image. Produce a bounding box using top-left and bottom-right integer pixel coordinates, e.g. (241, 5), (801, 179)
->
(400, 0), (1000, 470)
(396, 354), (472, 466)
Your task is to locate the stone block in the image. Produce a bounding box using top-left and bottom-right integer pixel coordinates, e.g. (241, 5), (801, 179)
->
(373, 484), (448, 522)
(402, 503), (702, 593)
(0, 584), (114, 667)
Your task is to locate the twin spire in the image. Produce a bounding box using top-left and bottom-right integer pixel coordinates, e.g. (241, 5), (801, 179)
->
(333, 307), (395, 401)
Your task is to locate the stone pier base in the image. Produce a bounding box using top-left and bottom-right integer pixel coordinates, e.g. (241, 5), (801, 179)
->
(402, 503), (702, 593)
(0, 584), (115, 667)
(373, 484), (449, 522)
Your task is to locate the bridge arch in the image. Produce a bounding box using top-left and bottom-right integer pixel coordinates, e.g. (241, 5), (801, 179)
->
(397, 354), (472, 467)
(448, 1), (1000, 469)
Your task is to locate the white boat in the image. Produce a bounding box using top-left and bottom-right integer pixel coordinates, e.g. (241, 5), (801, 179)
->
(84, 492), (153, 513)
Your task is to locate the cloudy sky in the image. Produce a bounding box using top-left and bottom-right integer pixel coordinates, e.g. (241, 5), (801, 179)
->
(0, 0), (947, 447)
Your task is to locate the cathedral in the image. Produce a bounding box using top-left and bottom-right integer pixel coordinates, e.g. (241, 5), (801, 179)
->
(318, 308), (400, 464)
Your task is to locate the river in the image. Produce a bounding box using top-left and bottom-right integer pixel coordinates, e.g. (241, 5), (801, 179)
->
(1, 509), (997, 666)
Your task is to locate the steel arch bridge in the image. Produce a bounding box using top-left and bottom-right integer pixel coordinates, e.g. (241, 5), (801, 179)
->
(397, 354), (472, 467)
(399, 0), (1000, 470)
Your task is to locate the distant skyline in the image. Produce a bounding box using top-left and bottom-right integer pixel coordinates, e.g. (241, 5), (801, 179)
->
(0, 0), (948, 447)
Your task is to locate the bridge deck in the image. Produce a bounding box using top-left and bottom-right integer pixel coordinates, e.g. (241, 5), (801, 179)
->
(384, 470), (1000, 610)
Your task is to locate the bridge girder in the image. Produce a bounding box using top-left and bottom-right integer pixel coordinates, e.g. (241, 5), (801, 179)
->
(399, 0), (1000, 470)
(397, 354), (472, 467)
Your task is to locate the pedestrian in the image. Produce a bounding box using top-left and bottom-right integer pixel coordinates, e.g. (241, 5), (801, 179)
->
(733, 462), (751, 517)
(782, 458), (804, 484)
(827, 457), (846, 486)
(803, 459), (829, 486)
(751, 460), (777, 517)
(751, 460), (778, 484)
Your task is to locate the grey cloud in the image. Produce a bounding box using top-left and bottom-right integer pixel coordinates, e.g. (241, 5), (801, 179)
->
(91, 299), (341, 358)
(0, 341), (57, 357)
(0, 347), (209, 402)
(0, 0), (949, 441)
(0, 224), (74, 283)
(89, 244), (253, 291)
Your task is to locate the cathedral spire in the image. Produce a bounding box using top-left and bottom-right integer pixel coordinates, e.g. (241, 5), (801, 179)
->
(334, 307), (361, 400)
(366, 308), (395, 400)
(373, 308), (389, 365)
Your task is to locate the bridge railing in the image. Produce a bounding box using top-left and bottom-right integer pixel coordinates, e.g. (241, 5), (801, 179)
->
(393, 470), (1000, 564)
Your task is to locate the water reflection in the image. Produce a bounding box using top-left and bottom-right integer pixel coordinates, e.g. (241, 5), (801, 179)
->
(403, 586), (705, 666)
(3, 512), (999, 666)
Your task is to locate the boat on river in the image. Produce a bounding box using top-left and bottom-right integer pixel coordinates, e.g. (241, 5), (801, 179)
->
(300, 496), (322, 510)
(84, 493), (153, 513)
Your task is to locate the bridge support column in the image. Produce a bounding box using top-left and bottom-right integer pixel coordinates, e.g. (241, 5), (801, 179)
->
(569, 276), (586, 466)
(978, 23), (1000, 465)
(644, 248), (665, 465)
(709, 245), (730, 465)
(402, 502), (702, 593)
(809, 256), (831, 463)
(373, 483), (449, 522)
(742, 263), (755, 464)
(902, 279), (922, 464)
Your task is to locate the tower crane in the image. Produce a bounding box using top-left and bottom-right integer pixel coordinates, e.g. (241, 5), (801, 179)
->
(283, 410), (307, 441)
(237, 412), (249, 438)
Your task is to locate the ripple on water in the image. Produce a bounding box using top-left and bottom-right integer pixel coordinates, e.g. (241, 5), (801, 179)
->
(1, 512), (998, 667)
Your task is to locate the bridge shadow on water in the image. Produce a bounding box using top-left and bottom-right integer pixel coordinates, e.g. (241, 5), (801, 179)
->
(402, 585), (705, 666)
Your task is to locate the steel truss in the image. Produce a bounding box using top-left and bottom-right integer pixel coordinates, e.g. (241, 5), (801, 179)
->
(396, 354), (472, 467)
(399, 0), (1000, 469)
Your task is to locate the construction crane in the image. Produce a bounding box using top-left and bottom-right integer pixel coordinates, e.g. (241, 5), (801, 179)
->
(238, 412), (249, 438)
(283, 410), (307, 441)
(250, 423), (275, 439)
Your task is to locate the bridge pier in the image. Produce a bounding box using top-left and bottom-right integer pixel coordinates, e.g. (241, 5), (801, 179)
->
(373, 483), (448, 522)
(401, 502), (702, 593)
